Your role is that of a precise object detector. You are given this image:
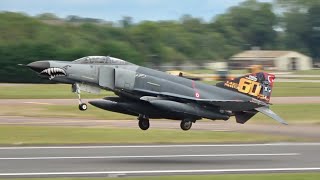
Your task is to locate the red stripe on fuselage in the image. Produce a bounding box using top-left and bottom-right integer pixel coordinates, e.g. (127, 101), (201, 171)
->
(191, 80), (200, 98)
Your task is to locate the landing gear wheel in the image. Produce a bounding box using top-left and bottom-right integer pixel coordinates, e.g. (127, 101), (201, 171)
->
(73, 83), (87, 111)
(180, 121), (192, 131)
(138, 120), (150, 130)
(79, 103), (87, 111)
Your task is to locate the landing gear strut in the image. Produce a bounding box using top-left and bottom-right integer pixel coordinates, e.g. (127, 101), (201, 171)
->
(138, 115), (150, 130)
(180, 120), (193, 131)
(72, 83), (87, 111)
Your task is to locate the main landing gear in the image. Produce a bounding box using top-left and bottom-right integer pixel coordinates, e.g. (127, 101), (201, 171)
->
(180, 120), (193, 131)
(138, 114), (150, 130)
(137, 116), (195, 131)
(72, 83), (87, 111)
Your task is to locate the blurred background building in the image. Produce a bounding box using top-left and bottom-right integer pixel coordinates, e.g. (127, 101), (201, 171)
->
(229, 50), (313, 71)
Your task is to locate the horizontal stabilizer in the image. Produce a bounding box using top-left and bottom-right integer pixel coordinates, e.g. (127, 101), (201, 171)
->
(255, 106), (288, 125)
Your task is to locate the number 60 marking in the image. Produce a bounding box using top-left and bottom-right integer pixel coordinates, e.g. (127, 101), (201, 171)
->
(237, 78), (262, 96)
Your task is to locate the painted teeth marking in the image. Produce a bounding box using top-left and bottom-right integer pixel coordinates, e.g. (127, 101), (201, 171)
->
(40, 67), (66, 79)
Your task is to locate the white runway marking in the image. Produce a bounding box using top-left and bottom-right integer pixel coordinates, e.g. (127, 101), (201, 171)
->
(1, 167), (320, 176)
(0, 142), (319, 150)
(23, 102), (53, 105)
(0, 153), (299, 160)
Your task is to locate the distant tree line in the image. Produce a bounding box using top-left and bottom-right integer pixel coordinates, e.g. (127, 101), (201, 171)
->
(0, 0), (319, 82)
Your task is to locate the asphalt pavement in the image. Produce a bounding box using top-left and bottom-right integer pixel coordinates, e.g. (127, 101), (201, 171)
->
(0, 143), (319, 178)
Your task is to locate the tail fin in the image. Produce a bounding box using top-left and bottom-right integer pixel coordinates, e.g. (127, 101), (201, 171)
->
(217, 72), (275, 103)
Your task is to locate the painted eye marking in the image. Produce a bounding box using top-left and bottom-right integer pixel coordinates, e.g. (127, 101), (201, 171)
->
(40, 67), (66, 79)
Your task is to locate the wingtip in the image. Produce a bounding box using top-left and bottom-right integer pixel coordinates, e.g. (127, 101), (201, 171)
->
(255, 106), (288, 125)
(276, 117), (288, 125)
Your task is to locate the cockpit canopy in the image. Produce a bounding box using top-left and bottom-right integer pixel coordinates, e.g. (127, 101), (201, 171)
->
(72, 56), (132, 65)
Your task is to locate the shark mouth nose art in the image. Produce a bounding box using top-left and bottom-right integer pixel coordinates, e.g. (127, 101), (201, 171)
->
(40, 67), (66, 79)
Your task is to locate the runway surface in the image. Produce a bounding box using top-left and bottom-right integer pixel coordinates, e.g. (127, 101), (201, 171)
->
(0, 143), (320, 178)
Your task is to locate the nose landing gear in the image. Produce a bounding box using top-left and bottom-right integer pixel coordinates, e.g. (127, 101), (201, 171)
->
(72, 83), (87, 111)
(79, 102), (87, 111)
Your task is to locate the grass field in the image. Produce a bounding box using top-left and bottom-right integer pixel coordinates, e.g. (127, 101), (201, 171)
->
(0, 103), (319, 124)
(272, 82), (320, 97)
(251, 103), (320, 124)
(0, 84), (114, 99)
(0, 125), (306, 145)
(0, 82), (320, 99)
(294, 70), (320, 75)
(186, 69), (320, 75)
(0, 103), (134, 120)
(10, 173), (320, 180)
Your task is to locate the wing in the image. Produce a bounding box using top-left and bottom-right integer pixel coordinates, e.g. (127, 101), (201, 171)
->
(134, 88), (243, 102)
(136, 89), (287, 125)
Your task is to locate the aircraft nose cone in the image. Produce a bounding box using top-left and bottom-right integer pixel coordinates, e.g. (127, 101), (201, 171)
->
(26, 61), (50, 72)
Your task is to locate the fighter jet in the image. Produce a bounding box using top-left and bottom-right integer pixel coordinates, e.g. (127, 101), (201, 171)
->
(26, 56), (287, 131)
